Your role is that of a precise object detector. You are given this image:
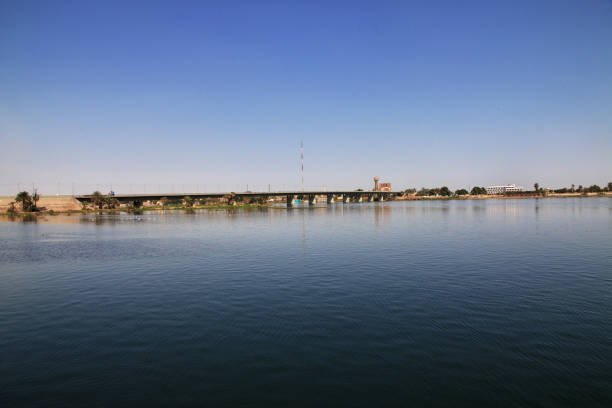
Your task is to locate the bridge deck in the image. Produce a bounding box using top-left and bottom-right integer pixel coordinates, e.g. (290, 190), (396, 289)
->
(76, 191), (398, 201)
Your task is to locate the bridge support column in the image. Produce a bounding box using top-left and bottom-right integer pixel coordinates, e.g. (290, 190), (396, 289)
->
(308, 195), (315, 205)
(343, 195), (350, 203)
(357, 195), (363, 203)
(368, 195), (374, 202)
(326, 194), (334, 204)
(286, 194), (293, 207)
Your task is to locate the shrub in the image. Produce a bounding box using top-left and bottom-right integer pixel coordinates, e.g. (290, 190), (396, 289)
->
(15, 191), (34, 212)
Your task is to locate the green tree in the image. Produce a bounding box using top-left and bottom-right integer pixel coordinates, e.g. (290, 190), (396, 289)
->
(159, 197), (168, 208)
(183, 196), (194, 207)
(416, 188), (429, 197)
(440, 186), (451, 196)
(103, 197), (120, 209)
(32, 190), (40, 210)
(534, 183), (539, 193)
(15, 191), (33, 212)
(470, 186), (486, 195)
(455, 189), (469, 196)
(588, 185), (601, 193)
(91, 191), (104, 209)
(607, 182), (612, 192)
(578, 185), (583, 192)
(571, 184), (575, 192)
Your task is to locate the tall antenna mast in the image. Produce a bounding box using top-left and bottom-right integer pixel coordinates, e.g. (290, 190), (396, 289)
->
(300, 140), (304, 192)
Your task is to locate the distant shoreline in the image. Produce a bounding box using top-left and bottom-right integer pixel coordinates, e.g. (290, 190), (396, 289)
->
(0, 202), (268, 216)
(0, 192), (610, 216)
(396, 192), (611, 201)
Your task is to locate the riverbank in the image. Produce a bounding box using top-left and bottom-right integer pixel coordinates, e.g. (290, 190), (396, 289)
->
(396, 192), (611, 200)
(0, 203), (269, 217)
(0, 195), (83, 213)
(1, 193), (610, 215)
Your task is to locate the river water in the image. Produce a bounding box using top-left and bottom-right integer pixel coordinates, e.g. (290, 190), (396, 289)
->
(1, 198), (611, 407)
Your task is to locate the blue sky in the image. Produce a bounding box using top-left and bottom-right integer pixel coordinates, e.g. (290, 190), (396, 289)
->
(1, 0), (611, 193)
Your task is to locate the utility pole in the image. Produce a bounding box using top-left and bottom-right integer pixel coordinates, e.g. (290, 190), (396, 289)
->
(300, 140), (304, 192)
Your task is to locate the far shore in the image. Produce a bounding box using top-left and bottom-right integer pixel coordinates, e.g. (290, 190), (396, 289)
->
(396, 192), (611, 200)
(0, 192), (610, 216)
(0, 202), (269, 216)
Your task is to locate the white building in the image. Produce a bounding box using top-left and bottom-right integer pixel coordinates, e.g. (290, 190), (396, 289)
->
(486, 184), (523, 195)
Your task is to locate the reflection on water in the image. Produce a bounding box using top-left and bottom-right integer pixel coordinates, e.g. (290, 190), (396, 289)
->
(1, 197), (610, 234)
(1, 198), (611, 407)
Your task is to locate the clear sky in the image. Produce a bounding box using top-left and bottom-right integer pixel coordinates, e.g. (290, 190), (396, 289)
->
(1, 0), (611, 194)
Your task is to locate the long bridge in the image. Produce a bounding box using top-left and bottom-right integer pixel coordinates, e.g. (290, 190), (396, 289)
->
(75, 190), (399, 207)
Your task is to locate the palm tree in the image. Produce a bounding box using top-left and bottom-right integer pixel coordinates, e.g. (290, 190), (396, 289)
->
(534, 183), (539, 193)
(15, 191), (32, 212)
(32, 190), (40, 210)
(91, 191), (104, 209)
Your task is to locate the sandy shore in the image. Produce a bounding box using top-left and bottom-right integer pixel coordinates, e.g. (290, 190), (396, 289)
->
(0, 196), (82, 213)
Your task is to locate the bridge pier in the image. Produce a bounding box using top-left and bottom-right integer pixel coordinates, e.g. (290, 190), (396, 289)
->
(75, 190), (397, 209)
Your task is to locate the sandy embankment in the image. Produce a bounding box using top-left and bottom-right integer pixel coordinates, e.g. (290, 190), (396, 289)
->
(0, 196), (82, 213)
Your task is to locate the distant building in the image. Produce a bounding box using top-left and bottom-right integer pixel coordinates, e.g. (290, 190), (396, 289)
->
(485, 184), (523, 194)
(373, 177), (391, 192)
